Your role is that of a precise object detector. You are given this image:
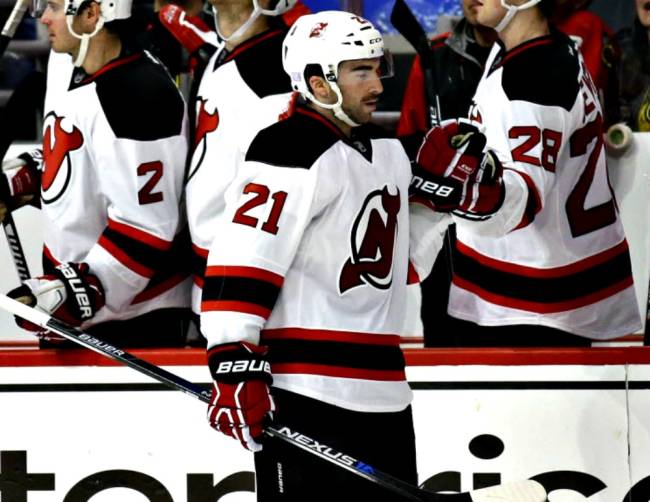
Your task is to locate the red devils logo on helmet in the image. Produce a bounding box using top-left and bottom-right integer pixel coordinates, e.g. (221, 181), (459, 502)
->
(309, 22), (328, 38)
(188, 97), (219, 181)
(339, 186), (401, 294)
(41, 113), (83, 204)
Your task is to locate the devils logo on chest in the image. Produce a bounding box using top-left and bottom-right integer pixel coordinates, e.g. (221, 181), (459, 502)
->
(187, 97), (219, 181)
(41, 112), (83, 204)
(339, 186), (401, 294)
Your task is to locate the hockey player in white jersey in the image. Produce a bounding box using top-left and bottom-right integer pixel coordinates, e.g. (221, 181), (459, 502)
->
(197, 10), (469, 501)
(1, 0), (191, 346)
(418, 0), (642, 345)
(185, 0), (298, 322)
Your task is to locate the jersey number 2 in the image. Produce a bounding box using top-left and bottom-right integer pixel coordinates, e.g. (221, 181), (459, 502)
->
(233, 183), (287, 235)
(137, 161), (164, 205)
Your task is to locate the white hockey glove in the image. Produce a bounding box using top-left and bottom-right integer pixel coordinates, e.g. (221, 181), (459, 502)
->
(207, 341), (275, 452)
(7, 262), (105, 340)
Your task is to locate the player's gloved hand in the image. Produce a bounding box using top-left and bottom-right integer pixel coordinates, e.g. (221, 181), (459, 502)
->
(0, 150), (42, 221)
(412, 119), (504, 219)
(158, 4), (219, 67)
(207, 341), (275, 452)
(7, 262), (106, 336)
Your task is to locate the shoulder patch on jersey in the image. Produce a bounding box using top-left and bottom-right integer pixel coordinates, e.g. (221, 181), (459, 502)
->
(500, 32), (580, 111)
(95, 52), (184, 140)
(230, 29), (292, 98)
(245, 106), (343, 169)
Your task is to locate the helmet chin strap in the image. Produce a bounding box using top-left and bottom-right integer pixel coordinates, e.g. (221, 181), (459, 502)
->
(303, 82), (360, 128)
(67, 14), (104, 67)
(495, 0), (543, 33)
(212, 2), (261, 43)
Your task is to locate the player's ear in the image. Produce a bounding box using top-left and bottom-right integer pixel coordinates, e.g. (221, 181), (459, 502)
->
(308, 75), (334, 102)
(78, 0), (101, 32)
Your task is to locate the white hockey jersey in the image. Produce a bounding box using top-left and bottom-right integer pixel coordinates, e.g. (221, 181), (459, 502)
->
(451, 31), (642, 338)
(185, 28), (293, 314)
(201, 103), (448, 412)
(41, 49), (190, 326)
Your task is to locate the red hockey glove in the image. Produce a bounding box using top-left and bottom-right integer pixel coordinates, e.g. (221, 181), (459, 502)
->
(0, 150), (42, 220)
(7, 262), (105, 337)
(413, 119), (504, 218)
(207, 342), (275, 452)
(158, 4), (218, 54)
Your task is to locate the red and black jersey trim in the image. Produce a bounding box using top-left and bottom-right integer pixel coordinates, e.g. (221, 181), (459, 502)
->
(201, 265), (283, 319)
(191, 244), (209, 287)
(98, 218), (173, 279)
(261, 328), (406, 381)
(452, 239), (634, 313)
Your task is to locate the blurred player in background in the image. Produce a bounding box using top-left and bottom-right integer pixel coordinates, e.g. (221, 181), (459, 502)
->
(436, 0), (641, 345)
(1, 0), (191, 347)
(184, 0), (302, 335)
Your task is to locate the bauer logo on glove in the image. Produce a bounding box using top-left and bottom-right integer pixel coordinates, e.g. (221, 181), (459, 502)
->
(411, 118), (504, 218)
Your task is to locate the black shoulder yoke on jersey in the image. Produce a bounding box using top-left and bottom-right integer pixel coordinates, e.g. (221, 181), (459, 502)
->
(222, 28), (292, 99)
(496, 30), (580, 112)
(246, 104), (345, 169)
(73, 51), (184, 140)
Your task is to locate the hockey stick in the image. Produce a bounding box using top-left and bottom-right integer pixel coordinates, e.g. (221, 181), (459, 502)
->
(0, 0), (30, 57)
(0, 0), (32, 281)
(391, 0), (456, 285)
(0, 293), (547, 502)
(391, 0), (441, 128)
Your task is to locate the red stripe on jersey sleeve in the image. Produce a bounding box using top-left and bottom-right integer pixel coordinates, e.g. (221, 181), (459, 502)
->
(205, 265), (284, 287)
(98, 235), (155, 278)
(107, 218), (172, 251)
(456, 239), (630, 278)
(453, 275), (634, 314)
(201, 299), (272, 319)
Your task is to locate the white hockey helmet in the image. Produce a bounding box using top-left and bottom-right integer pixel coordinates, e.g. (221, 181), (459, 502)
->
(282, 10), (391, 127)
(495, 0), (543, 32)
(213, 0), (297, 43)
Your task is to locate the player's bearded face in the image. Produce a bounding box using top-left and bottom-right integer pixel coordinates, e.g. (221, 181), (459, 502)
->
(337, 58), (384, 125)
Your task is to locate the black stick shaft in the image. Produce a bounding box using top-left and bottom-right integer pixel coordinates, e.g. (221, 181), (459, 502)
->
(3, 213), (30, 280)
(1, 0), (32, 281)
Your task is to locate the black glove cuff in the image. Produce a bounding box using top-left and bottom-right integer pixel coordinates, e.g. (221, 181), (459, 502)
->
(51, 263), (98, 322)
(208, 342), (273, 385)
(410, 162), (463, 209)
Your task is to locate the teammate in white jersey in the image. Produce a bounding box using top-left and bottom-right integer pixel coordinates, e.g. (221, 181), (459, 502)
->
(185, 0), (298, 322)
(1, 0), (192, 346)
(198, 11), (467, 501)
(424, 0), (642, 345)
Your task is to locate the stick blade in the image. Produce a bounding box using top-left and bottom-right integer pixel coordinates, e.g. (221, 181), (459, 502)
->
(469, 480), (547, 502)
